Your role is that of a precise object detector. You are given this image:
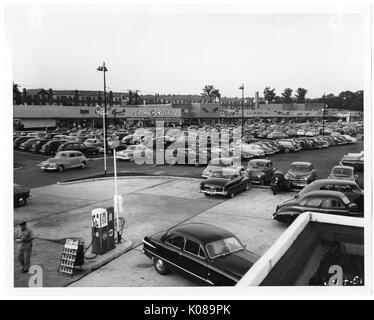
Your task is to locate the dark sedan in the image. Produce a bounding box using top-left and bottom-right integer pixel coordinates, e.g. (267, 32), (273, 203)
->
(19, 138), (43, 151)
(14, 184), (31, 207)
(40, 139), (67, 155)
(200, 168), (251, 198)
(143, 223), (259, 286)
(57, 142), (99, 155)
(29, 139), (50, 152)
(246, 159), (275, 184)
(285, 161), (317, 188)
(272, 190), (363, 223)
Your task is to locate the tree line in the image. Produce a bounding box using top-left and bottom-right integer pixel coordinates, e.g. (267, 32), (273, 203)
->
(263, 87), (363, 111)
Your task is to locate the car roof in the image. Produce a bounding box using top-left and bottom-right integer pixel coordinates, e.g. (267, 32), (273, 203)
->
(290, 161), (312, 166)
(332, 165), (353, 170)
(249, 158), (271, 163)
(307, 178), (357, 186)
(211, 168), (239, 174)
(170, 223), (234, 244)
(300, 190), (346, 199)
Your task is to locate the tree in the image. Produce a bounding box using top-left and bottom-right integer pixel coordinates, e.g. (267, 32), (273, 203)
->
(202, 85), (220, 102)
(295, 88), (308, 103)
(13, 83), (22, 104)
(274, 96), (283, 104)
(263, 87), (276, 103)
(281, 88), (293, 103)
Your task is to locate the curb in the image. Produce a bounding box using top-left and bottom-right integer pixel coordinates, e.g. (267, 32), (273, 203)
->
(81, 239), (134, 272)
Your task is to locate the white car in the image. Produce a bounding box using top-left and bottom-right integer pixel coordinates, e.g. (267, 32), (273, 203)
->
(116, 145), (152, 161)
(201, 158), (244, 179)
(39, 151), (88, 172)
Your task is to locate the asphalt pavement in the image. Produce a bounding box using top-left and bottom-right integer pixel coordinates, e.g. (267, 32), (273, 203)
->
(14, 141), (364, 189)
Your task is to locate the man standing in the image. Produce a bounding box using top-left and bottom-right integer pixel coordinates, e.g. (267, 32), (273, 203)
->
(16, 222), (34, 273)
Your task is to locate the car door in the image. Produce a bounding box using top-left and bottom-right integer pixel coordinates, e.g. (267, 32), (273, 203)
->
(162, 234), (185, 273)
(180, 239), (212, 285)
(67, 153), (76, 168)
(297, 197), (323, 213)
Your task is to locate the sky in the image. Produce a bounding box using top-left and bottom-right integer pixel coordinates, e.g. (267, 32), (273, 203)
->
(6, 5), (366, 98)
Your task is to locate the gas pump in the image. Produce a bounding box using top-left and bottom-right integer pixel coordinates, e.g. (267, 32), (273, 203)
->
(91, 207), (115, 255)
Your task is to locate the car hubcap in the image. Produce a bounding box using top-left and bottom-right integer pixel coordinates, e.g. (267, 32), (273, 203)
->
(156, 259), (164, 270)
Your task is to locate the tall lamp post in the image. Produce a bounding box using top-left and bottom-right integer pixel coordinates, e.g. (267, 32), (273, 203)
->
(97, 62), (108, 175)
(239, 84), (244, 138)
(322, 93), (327, 136)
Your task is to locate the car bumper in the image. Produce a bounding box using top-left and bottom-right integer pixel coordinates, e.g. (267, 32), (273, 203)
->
(200, 189), (228, 196)
(289, 180), (308, 187)
(39, 165), (58, 171)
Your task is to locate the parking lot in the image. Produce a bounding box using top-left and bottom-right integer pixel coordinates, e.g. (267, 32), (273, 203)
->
(14, 176), (293, 287)
(14, 140), (364, 189)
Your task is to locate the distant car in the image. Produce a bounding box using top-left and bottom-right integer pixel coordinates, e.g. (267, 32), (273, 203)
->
(272, 190), (363, 223)
(19, 138), (43, 151)
(40, 139), (67, 155)
(57, 142), (99, 155)
(201, 158), (243, 179)
(84, 138), (104, 148)
(29, 139), (50, 152)
(14, 184), (31, 207)
(116, 144), (153, 161)
(142, 223), (259, 286)
(200, 168), (250, 198)
(277, 140), (300, 153)
(328, 165), (358, 183)
(285, 161), (317, 188)
(267, 132), (288, 139)
(246, 159), (275, 185)
(39, 151), (88, 172)
(14, 137), (33, 149)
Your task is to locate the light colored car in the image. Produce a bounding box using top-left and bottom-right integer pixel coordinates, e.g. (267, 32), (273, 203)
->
(201, 157), (243, 179)
(39, 151), (88, 172)
(328, 165), (358, 183)
(84, 138), (104, 148)
(116, 144), (152, 161)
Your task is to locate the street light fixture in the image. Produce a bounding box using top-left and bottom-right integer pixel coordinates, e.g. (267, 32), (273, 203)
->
(97, 62), (108, 175)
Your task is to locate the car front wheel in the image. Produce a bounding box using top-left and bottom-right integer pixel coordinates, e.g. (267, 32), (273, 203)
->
(57, 165), (64, 172)
(81, 161), (87, 169)
(153, 257), (169, 275)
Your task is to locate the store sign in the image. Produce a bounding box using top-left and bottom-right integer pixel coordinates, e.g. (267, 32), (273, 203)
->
(110, 107), (181, 118)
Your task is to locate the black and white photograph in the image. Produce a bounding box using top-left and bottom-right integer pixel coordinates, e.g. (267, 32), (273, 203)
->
(1, 0), (372, 301)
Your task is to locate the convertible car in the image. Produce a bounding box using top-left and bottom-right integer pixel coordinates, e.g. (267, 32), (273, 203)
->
(200, 168), (250, 198)
(142, 223), (259, 286)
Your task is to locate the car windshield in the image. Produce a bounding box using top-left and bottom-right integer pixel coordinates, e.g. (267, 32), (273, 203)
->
(248, 161), (265, 168)
(209, 159), (233, 167)
(332, 168), (353, 176)
(290, 165), (310, 172)
(206, 236), (244, 259)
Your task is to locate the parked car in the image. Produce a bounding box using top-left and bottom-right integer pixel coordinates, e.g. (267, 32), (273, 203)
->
(14, 137), (33, 149)
(39, 151), (89, 172)
(14, 184), (31, 207)
(277, 140), (300, 153)
(116, 144), (153, 161)
(84, 138), (104, 148)
(285, 161), (317, 188)
(57, 142), (99, 155)
(272, 190), (363, 223)
(29, 139), (50, 152)
(295, 179), (363, 212)
(201, 158), (243, 179)
(142, 223), (259, 285)
(340, 151), (364, 172)
(19, 138), (43, 151)
(246, 159), (275, 185)
(40, 139), (67, 155)
(328, 165), (358, 183)
(200, 168), (250, 198)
